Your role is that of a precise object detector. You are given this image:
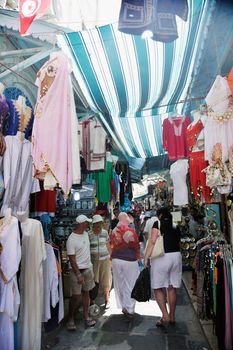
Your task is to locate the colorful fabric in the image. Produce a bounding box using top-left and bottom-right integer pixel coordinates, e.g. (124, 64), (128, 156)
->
(110, 224), (140, 261)
(93, 161), (114, 203)
(186, 119), (204, 151)
(189, 150), (211, 203)
(162, 116), (191, 160)
(6, 99), (33, 139)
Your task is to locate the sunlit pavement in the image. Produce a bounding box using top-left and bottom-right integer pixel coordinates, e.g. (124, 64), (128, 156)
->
(42, 283), (212, 350)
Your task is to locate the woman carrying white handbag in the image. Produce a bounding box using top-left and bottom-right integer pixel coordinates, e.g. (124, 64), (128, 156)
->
(144, 207), (182, 327)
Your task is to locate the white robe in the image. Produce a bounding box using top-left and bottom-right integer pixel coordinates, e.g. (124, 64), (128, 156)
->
(42, 243), (64, 323)
(19, 218), (46, 350)
(0, 136), (40, 216)
(170, 159), (189, 206)
(42, 243), (59, 322)
(0, 214), (21, 350)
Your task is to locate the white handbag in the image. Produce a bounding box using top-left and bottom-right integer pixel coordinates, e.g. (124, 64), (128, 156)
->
(150, 231), (165, 259)
(145, 230), (165, 259)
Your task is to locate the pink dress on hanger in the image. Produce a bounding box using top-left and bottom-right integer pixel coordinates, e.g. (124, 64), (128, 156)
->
(32, 52), (73, 196)
(162, 115), (191, 160)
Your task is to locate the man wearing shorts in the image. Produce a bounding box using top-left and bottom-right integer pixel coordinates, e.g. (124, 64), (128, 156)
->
(66, 214), (96, 330)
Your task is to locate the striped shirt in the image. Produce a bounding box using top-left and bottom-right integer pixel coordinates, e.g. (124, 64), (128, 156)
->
(89, 229), (110, 261)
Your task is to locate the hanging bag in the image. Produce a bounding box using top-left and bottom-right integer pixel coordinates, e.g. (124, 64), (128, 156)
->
(131, 267), (151, 302)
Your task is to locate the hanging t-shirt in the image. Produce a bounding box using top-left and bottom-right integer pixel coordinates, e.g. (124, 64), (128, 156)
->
(162, 116), (191, 160)
(93, 161), (114, 203)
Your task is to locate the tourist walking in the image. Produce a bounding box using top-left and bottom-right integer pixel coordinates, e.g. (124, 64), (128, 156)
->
(144, 207), (182, 326)
(66, 215), (96, 330)
(89, 214), (112, 309)
(110, 212), (140, 318)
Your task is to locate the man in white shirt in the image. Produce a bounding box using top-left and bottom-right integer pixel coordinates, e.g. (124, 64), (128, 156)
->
(66, 214), (96, 330)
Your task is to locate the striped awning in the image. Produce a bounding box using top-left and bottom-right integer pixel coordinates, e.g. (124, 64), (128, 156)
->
(58, 0), (215, 158)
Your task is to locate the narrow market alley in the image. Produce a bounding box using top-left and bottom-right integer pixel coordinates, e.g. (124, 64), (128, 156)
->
(42, 282), (212, 350)
(1, 2), (233, 350)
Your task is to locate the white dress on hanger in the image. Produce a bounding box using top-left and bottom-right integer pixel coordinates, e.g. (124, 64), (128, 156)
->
(170, 159), (189, 206)
(19, 218), (46, 350)
(0, 210), (21, 350)
(42, 243), (59, 323)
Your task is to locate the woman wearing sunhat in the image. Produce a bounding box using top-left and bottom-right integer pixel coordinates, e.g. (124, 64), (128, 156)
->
(89, 214), (112, 309)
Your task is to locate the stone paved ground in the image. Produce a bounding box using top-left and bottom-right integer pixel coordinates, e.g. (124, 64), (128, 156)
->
(42, 283), (211, 350)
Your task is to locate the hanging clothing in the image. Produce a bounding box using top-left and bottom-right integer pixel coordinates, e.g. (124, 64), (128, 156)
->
(204, 117), (233, 163)
(162, 116), (191, 160)
(93, 161), (114, 203)
(68, 76), (81, 185)
(186, 119), (204, 152)
(30, 180), (56, 216)
(170, 159), (189, 206)
(6, 99), (33, 140)
(32, 51), (80, 196)
(115, 161), (133, 204)
(42, 243), (59, 323)
(0, 212), (21, 350)
(82, 119), (106, 171)
(205, 75), (231, 116)
(0, 95), (9, 134)
(189, 151), (211, 203)
(118, 0), (188, 43)
(0, 136), (40, 216)
(19, 218), (46, 350)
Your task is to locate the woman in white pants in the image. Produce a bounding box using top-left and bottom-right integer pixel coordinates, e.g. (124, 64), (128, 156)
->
(110, 212), (140, 317)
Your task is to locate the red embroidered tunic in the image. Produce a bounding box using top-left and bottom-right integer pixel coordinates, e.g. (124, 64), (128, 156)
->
(186, 119), (204, 151)
(162, 116), (191, 160)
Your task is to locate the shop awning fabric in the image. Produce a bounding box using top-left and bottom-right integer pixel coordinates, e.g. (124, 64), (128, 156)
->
(59, 0), (217, 158)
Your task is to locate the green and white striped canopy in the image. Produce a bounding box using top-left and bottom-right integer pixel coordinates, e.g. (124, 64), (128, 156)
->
(59, 0), (216, 158)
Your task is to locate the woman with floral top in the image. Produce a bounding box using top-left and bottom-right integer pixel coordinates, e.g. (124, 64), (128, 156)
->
(110, 212), (140, 318)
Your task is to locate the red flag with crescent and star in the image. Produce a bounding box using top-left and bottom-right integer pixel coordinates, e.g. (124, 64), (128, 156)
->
(19, 0), (51, 35)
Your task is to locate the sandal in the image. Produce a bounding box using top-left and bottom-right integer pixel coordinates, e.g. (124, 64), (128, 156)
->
(156, 318), (170, 327)
(84, 319), (96, 328)
(66, 322), (77, 331)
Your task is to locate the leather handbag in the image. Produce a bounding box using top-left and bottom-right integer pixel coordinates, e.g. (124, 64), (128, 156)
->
(150, 231), (164, 259)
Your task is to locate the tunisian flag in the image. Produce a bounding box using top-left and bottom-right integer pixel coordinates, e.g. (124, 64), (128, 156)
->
(19, 0), (51, 35)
